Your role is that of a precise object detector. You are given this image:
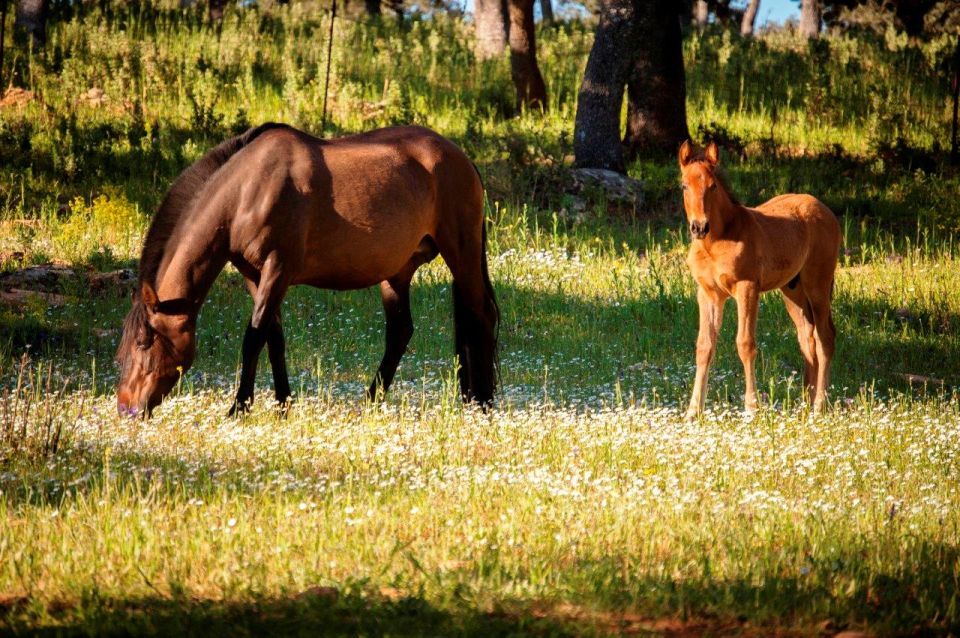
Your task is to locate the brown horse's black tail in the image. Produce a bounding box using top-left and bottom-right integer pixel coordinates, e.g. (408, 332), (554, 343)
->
(452, 204), (500, 408)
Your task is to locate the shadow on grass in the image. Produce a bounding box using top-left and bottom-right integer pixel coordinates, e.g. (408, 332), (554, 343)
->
(2, 591), (583, 637)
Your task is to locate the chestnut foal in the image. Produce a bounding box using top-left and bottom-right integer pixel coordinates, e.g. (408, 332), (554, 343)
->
(679, 141), (841, 418)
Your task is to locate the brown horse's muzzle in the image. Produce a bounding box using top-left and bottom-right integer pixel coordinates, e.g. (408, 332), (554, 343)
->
(689, 220), (710, 239)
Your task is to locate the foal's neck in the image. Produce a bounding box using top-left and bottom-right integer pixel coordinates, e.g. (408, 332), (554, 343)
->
(153, 210), (230, 315)
(707, 186), (746, 239)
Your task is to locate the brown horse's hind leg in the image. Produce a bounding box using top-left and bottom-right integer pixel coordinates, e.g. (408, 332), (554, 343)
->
(781, 285), (818, 405)
(367, 237), (438, 402)
(230, 253), (290, 416)
(367, 276), (414, 401)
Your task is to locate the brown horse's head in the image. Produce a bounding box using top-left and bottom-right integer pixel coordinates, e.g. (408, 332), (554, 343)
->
(116, 283), (197, 417)
(678, 140), (724, 240)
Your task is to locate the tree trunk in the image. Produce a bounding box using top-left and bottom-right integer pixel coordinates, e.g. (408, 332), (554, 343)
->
(14, 0), (47, 46)
(740, 0), (759, 35)
(623, 1), (689, 159)
(1, 0), (9, 89)
(508, 0), (546, 111)
(474, 0), (508, 61)
(799, 0), (820, 38)
(208, 0), (227, 21)
(693, 0), (708, 29)
(539, 0), (553, 24)
(365, 0), (381, 15)
(572, 0), (636, 172)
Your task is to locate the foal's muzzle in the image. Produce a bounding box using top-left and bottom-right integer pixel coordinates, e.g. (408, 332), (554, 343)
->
(689, 221), (710, 239)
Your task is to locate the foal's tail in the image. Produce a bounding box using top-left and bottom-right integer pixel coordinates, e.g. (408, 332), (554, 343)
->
(139, 123), (291, 286)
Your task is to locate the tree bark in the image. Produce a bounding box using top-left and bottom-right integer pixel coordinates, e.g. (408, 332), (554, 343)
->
(539, 0), (553, 24)
(508, 0), (546, 111)
(623, 1), (689, 159)
(572, 0), (636, 172)
(693, 0), (708, 29)
(740, 0), (759, 35)
(1, 0), (9, 89)
(208, 0), (227, 21)
(475, 0), (508, 61)
(365, 0), (381, 15)
(799, 0), (820, 38)
(14, 0), (47, 46)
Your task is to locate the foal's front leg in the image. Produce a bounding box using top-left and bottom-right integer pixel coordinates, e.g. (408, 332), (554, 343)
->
(686, 286), (726, 420)
(734, 281), (760, 413)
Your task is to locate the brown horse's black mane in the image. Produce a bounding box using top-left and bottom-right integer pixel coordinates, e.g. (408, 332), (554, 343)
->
(138, 122), (292, 288)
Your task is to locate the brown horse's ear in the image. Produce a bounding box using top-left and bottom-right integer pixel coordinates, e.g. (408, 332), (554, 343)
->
(678, 140), (695, 167)
(141, 282), (159, 312)
(705, 141), (720, 166)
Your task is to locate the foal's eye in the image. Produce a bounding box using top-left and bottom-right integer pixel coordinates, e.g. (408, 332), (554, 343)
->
(681, 183), (688, 191)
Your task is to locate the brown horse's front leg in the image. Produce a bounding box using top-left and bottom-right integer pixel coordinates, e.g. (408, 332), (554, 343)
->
(734, 281), (760, 414)
(243, 277), (291, 412)
(230, 321), (269, 416)
(686, 285), (726, 420)
(230, 253), (289, 417)
(367, 277), (414, 401)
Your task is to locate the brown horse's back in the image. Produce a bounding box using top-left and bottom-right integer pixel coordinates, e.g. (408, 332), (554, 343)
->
(211, 126), (482, 291)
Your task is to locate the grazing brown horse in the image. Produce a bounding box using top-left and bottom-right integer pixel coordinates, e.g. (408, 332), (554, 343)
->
(116, 123), (499, 416)
(679, 141), (841, 418)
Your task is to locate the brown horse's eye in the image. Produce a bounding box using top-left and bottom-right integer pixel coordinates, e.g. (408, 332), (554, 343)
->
(136, 325), (155, 349)
(681, 183), (688, 191)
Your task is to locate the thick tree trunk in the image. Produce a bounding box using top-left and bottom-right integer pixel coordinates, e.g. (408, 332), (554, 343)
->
(14, 0), (47, 46)
(623, 1), (689, 159)
(572, 0), (636, 172)
(693, 0), (708, 29)
(539, 0), (553, 24)
(365, 0), (381, 15)
(474, 0), (508, 61)
(1, 0), (8, 89)
(740, 0), (759, 35)
(508, 0), (546, 111)
(799, 0), (820, 38)
(208, 0), (227, 21)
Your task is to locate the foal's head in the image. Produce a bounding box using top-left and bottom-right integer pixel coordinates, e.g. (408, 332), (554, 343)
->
(678, 140), (732, 240)
(116, 283), (197, 417)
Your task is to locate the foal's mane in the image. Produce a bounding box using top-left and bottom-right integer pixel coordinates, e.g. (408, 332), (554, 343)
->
(138, 122), (291, 288)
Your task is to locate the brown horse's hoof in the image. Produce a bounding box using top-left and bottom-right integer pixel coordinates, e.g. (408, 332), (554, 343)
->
(228, 400), (252, 418)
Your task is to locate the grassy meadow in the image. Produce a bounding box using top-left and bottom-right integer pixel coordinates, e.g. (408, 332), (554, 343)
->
(2, 4), (960, 635)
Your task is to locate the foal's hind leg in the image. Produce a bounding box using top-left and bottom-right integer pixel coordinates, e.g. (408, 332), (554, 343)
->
(807, 284), (836, 414)
(230, 253), (290, 416)
(781, 285), (818, 405)
(734, 281), (761, 413)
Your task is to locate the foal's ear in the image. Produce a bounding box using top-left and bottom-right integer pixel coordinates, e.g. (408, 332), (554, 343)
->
(705, 141), (720, 166)
(678, 140), (695, 167)
(141, 282), (159, 312)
